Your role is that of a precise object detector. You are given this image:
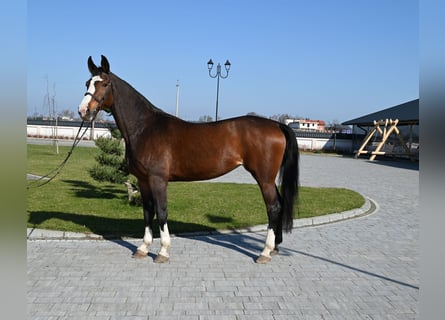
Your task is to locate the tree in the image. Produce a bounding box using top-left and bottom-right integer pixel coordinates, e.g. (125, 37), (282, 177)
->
(270, 114), (293, 123)
(246, 112), (265, 118)
(198, 115), (213, 122)
(88, 128), (142, 205)
(59, 109), (75, 120)
(88, 133), (128, 184)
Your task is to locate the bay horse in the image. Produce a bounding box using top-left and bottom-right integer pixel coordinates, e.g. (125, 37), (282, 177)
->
(78, 55), (299, 264)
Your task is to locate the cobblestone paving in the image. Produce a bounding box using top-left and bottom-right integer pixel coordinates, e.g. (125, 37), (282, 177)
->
(28, 155), (419, 319)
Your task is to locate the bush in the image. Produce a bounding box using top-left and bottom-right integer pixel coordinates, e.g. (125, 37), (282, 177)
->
(94, 136), (124, 155)
(89, 164), (128, 184)
(88, 136), (128, 184)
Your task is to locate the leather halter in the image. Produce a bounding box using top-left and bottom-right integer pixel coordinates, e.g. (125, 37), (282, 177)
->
(84, 81), (112, 110)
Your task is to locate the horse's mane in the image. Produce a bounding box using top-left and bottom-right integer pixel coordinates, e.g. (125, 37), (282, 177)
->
(108, 72), (172, 118)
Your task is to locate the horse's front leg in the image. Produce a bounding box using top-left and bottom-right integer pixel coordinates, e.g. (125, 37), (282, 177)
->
(155, 223), (171, 263)
(150, 176), (171, 263)
(133, 180), (155, 258)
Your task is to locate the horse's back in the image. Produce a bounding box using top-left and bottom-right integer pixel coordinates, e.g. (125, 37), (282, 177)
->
(165, 116), (286, 181)
(178, 115), (285, 154)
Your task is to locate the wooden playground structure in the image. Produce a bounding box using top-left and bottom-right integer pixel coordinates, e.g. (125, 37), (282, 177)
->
(354, 118), (415, 161)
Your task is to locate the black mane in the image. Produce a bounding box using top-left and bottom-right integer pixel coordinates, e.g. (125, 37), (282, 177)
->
(108, 72), (172, 117)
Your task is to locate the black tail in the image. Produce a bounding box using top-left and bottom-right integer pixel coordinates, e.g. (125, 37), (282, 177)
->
(278, 124), (299, 233)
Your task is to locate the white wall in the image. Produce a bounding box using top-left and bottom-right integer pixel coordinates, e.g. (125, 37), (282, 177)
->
(296, 137), (352, 152)
(27, 124), (353, 152)
(27, 125), (111, 140)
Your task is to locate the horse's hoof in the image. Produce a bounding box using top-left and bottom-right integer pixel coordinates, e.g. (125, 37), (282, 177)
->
(270, 248), (279, 256)
(256, 255), (272, 264)
(132, 250), (148, 259)
(154, 254), (169, 263)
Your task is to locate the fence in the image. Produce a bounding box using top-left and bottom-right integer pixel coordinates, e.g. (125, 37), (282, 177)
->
(27, 119), (114, 140)
(27, 119), (355, 152)
(294, 131), (354, 153)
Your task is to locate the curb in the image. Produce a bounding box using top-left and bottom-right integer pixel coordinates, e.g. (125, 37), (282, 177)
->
(27, 196), (377, 241)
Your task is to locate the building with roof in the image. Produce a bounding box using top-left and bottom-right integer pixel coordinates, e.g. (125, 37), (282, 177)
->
(342, 99), (419, 160)
(285, 118), (326, 132)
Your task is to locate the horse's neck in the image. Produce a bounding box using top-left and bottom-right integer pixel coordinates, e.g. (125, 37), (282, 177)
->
(109, 74), (161, 145)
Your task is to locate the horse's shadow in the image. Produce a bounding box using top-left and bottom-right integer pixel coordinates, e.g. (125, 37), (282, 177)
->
(27, 210), (265, 261)
(180, 231), (265, 261)
(110, 231), (266, 262)
(29, 178), (267, 260)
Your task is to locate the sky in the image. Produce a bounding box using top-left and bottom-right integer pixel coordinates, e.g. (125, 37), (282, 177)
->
(27, 0), (418, 123)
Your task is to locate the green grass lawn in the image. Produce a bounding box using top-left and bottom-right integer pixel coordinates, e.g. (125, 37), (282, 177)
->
(27, 144), (365, 237)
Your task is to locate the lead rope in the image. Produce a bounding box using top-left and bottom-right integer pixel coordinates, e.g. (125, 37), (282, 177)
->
(27, 119), (93, 189)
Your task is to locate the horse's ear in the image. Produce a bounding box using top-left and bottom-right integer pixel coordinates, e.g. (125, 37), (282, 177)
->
(87, 56), (98, 74)
(100, 55), (110, 73)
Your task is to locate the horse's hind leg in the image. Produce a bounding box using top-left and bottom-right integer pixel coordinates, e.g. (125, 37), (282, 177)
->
(256, 182), (282, 264)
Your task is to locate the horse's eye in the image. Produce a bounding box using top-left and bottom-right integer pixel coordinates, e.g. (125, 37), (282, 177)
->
(85, 80), (90, 87)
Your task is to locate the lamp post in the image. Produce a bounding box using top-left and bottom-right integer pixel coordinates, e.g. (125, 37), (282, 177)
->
(207, 59), (231, 121)
(175, 80), (180, 117)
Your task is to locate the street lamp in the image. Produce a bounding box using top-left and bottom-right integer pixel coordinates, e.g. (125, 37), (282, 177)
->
(207, 58), (231, 121)
(175, 80), (180, 117)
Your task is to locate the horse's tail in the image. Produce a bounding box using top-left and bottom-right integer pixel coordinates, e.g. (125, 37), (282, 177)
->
(278, 123), (299, 233)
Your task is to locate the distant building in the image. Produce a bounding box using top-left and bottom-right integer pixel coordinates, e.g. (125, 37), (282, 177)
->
(285, 118), (326, 132)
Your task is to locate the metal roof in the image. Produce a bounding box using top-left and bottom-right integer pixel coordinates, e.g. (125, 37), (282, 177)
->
(342, 99), (419, 126)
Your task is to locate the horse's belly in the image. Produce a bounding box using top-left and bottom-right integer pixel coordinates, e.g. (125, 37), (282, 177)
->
(169, 157), (242, 181)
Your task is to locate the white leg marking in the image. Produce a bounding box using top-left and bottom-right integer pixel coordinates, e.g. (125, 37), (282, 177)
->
(261, 228), (276, 258)
(137, 226), (153, 254)
(159, 224), (171, 258)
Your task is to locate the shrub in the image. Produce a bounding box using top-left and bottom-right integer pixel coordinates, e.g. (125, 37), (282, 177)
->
(88, 136), (128, 184)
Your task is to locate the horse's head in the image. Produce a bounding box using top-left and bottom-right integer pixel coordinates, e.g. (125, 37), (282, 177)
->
(78, 55), (114, 121)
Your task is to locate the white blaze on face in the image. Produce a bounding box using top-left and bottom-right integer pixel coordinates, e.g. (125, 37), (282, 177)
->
(78, 75), (103, 118)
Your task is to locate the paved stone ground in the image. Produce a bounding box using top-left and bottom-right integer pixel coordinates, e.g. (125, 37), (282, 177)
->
(27, 154), (419, 319)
